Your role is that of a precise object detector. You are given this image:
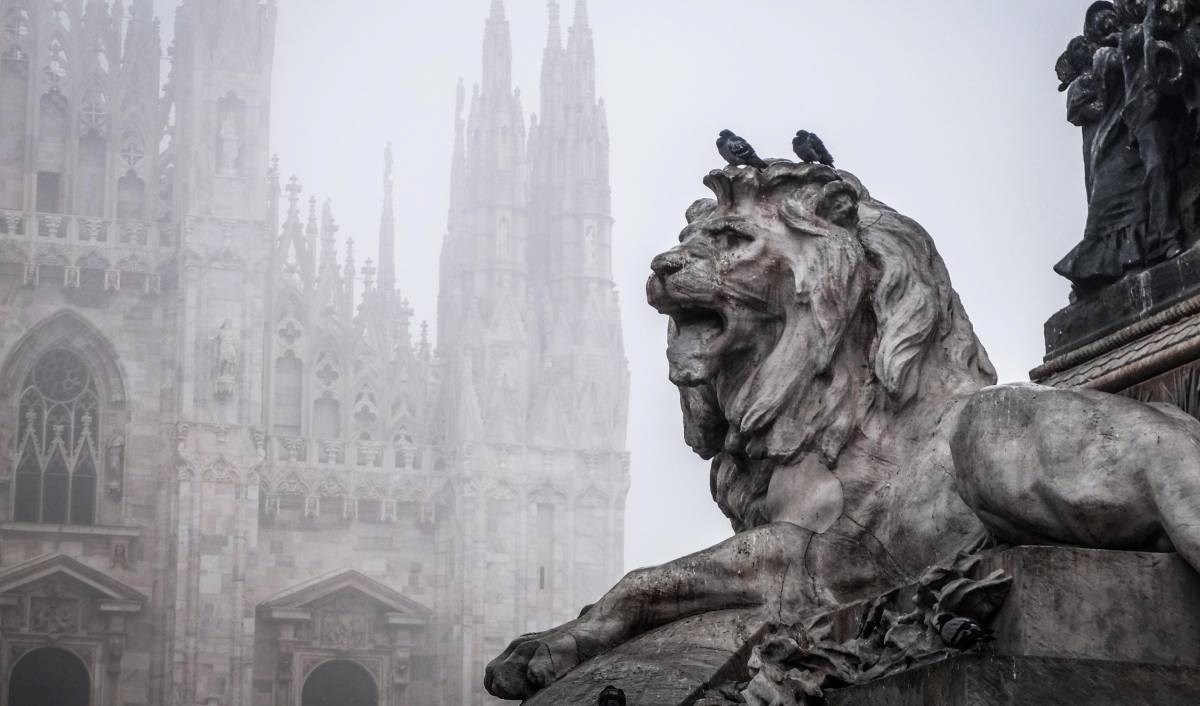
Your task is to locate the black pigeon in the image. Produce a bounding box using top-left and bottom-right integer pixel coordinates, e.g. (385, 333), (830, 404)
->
(598, 685), (627, 706)
(717, 129), (769, 169)
(936, 614), (994, 650)
(793, 130), (835, 166)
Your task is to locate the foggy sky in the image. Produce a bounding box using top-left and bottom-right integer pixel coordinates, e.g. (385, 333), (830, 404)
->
(156, 0), (1097, 571)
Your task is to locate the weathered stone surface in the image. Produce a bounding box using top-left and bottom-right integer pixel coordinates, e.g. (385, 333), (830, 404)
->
(1043, 243), (1200, 357)
(982, 546), (1200, 666)
(523, 609), (767, 706)
(531, 547), (1200, 705)
(827, 656), (1200, 706)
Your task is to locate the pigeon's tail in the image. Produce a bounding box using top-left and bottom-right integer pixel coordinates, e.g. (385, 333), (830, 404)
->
(748, 155), (769, 170)
(815, 142), (835, 167)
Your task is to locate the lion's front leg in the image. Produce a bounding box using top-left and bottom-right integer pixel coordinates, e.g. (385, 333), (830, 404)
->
(484, 522), (814, 700)
(483, 614), (621, 699)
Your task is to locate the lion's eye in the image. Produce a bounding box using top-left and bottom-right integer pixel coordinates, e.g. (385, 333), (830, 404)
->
(720, 230), (753, 248)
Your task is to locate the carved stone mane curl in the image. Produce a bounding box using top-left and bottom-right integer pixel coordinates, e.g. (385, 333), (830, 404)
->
(685, 162), (997, 530)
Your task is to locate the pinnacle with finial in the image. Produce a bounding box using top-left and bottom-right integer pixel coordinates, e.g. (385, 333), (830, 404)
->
(384, 142), (394, 191)
(362, 259), (376, 288)
(285, 176), (302, 208)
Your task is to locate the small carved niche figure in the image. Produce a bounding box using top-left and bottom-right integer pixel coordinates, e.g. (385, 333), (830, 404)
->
(110, 542), (128, 570)
(212, 319), (239, 403)
(106, 430), (125, 498)
(215, 93), (245, 177)
(105, 635), (124, 676)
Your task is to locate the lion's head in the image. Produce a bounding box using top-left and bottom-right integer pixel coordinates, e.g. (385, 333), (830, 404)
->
(646, 161), (996, 530)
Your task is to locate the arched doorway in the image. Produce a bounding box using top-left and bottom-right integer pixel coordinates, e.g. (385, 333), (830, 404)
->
(8, 646), (91, 706)
(301, 659), (378, 706)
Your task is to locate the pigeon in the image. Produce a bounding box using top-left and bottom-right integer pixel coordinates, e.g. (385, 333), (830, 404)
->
(597, 685), (627, 706)
(717, 129), (769, 169)
(793, 130), (835, 166)
(935, 614), (995, 650)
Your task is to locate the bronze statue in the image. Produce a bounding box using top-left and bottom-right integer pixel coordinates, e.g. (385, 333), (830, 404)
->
(1055, 0), (1200, 295)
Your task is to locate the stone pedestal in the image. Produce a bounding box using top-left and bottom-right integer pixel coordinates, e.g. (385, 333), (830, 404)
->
(521, 547), (1200, 705)
(1031, 245), (1200, 392)
(826, 656), (1200, 706)
(829, 547), (1200, 705)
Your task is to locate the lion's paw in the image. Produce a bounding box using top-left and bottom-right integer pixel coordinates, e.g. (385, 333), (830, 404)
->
(484, 622), (586, 699)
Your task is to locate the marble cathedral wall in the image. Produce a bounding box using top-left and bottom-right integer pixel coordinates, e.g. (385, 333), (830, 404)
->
(0, 2), (628, 705)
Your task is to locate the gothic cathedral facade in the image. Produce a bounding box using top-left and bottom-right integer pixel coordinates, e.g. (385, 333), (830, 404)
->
(0, 1), (629, 705)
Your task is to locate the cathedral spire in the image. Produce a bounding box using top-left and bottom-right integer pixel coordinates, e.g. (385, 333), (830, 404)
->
(449, 79), (466, 218)
(541, 1), (564, 120)
(481, 0), (512, 92)
(378, 142), (396, 294)
(547, 0), (562, 49)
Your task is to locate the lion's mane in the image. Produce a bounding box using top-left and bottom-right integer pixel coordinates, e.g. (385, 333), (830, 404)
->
(679, 162), (997, 530)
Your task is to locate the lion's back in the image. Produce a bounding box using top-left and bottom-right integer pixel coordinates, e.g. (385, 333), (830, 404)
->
(950, 383), (1186, 548)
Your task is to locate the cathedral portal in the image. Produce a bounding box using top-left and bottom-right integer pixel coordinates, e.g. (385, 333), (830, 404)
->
(7, 646), (90, 706)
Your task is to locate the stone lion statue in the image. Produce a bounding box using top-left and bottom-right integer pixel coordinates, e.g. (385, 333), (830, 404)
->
(485, 161), (1200, 701)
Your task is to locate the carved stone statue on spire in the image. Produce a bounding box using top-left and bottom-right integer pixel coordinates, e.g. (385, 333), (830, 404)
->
(212, 319), (239, 403)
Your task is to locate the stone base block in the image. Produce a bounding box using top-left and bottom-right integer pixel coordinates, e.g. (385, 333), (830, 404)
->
(518, 547), (1200, 705)
(1032, 244), (1200, 391)
(982, 546), (1200, 665)
(827, 656), (1200, 706)
(1043, 243), (1200, 358)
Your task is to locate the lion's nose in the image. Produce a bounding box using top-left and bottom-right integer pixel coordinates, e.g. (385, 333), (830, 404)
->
(650, 251), (685, 277)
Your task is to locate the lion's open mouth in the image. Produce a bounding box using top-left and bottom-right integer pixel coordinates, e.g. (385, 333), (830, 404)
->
(666, 305), (726, 356)
(670, 306), (725, 332)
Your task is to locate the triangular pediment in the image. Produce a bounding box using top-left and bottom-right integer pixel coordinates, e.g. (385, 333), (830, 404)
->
(0, 552), (146, 608)
(259, 569), (430, 622)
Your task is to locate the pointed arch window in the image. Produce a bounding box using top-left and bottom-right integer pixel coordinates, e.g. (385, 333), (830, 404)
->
(273, 352), (303, 435)
(2, 6), (30, 60)
(116, 169), (145, 220)
(13, 349), (99, 525)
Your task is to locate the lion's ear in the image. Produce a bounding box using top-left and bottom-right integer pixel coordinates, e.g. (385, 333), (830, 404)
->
(686, 198), (718, 224)
(816, 181), (860, 229)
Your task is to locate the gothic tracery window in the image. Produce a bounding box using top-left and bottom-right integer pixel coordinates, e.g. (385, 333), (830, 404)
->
(14, 349), (100, 525)
(2, 6), (30, 60)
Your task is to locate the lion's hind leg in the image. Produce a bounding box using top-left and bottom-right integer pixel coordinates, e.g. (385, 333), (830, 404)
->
(1146, 438), (1200, 572)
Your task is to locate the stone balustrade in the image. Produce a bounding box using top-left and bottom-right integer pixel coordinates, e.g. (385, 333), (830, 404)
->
(0, 208), (167, 248)
(270, 435), (430, 471)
